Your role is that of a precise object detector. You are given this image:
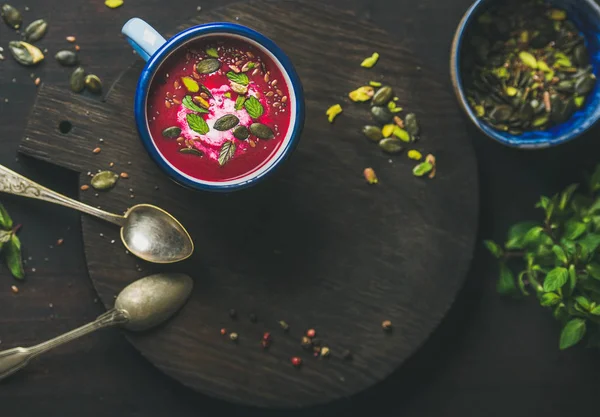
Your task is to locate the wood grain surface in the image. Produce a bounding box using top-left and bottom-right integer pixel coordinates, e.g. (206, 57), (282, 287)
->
(18, 0), (478, 409)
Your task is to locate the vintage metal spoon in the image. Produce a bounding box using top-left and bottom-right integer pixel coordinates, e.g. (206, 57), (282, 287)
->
(0, 165), (194, 264)
(0, 273), (193, 381)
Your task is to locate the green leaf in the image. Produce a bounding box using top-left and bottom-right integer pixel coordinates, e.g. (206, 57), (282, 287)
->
(552, 245), (568, 264)
(205, 47), (219, 58)
(536, 196), (550, 210)
(590, 305), (600, 315)
(517, 270), (530, 296)
(541, 292), (561, 307)
(590, 164), (600, 192)
(497, 263), (516, 296)
(568, 264), (577, 292)
(543, 267), (569, 292)
(4, 234), (24, 280)
(234, 95), (246, 111)
(186, 113), (209, 135)
(577, 233), (600, 255)
(505, 221), (538, 249)
(483, 240), (503, 258)
(554, 303), (568, 321)
(244, 96), (264, 119)
(575, 296), (591, 311)
(587, 263), (600, 280)
(182, 95), (209, 113)
(218, 140), (236, 166)
(226, 71), (249, 86)
(523, 226), (544, 246)
(572, 194), (594, 215)
(0, 229), (12, 244)
(559, 318), (586, 350)
(0, 203), (13, 230)
(564, 220), (586, 240)
(559, 184), (579, 211)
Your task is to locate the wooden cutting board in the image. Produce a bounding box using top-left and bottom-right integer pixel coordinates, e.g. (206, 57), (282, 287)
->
(18, 0), (479, 408)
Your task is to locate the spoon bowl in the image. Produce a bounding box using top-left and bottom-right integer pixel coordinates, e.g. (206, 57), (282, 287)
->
(122, 204), (194, 264)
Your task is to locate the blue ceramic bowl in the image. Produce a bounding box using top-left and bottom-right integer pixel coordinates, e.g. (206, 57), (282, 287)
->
(122, 19), (305, 191)
(450, 0), (600, 149)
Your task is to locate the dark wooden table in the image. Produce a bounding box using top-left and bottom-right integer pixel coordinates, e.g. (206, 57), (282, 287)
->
(1, 0), (600, 416)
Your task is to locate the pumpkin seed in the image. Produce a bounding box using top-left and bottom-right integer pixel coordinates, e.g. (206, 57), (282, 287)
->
(233, 125), (250, 140)
(179, 148), (204, 156)
(55, 50), (79, 66)
(85, 74), (102, 94)
(1, 4), (21, 29)
(91, 171), (118, 191)
(70, 67), (86, 92)
(196, 58), (220, 74)
(379, 138), (404, 154)
(489, 105), (513, 122)
(213, 114), (239, 131)
(371, 86), (393, 106)
(162, 126), (181, 138)
(250, 123), (274, 139)
(371, 106), (393, 123)
(382, 124), (395, 138)
(24, 19), (48, 43)
(8, 41), (44, 66)
(404, 113), (420, 137)
(393, 127), (411, 143)
(363, 125), (383, 142)
(575, 74), (596, 95)
(413, 162), (433, 177)
(574, 45), (589, 68)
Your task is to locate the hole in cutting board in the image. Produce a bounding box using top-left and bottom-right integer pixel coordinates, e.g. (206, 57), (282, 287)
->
(58, 120), (72, 134)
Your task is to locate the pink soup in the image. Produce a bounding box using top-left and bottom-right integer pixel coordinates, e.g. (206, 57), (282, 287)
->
(146, 37), (292, 182)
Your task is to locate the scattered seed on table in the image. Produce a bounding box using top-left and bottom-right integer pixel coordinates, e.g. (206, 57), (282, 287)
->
(229, 332), (239, 342)
(320, 347), (330, 357)
(279, 320), (290, 331)
(11, 285), (18, 294)
(56, 238), (64, 246)
(110, 240), (115, 244)
(301, 336), (312, 349)
(80, 185), (89, 191)
(120, 172), (129, 179)
(220, 328), (227, 335)
(306, 329), (316, 338)
(291, 357), (302, 367)
(34, 77), (40, 86)
(363, 168), (378, 184)
(66, 36), (76, 42)
(382, 320), (393, 331)
(109, 162), (114, 167)
(93, 147), (101, 154)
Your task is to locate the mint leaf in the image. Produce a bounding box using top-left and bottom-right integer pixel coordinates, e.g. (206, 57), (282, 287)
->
(568, 264), (577, 293)
(517, 270), (530, 296)
(226, 71), (249, 86)
(186, 113), (209, 135)
(0, 203), (13, 230)
(559, 184), (579, 211)
(540, 292), (561, 307)
(497, 263), (516, 296)
(235, 95), (246, 111)
(552, 245), (568, 264)
(483, 240), (503, 258)
(543, 267), (569, 292)
(218, 140), (236, 166)
(183, 95), (209, 114)
(523, 226), (546, 247)
(505, 221), (538, 249)
(590, 305), (600, 315)
(587, 263), (600, 280)
(564, 219), (586, 240)
(590, 165), (600, 192)
(577, 233), (600, 255)
(559, 318), (586, 350)
(244, 96), (264, 119)
(4, 234), (24, 280)
(575, 296), (591, 311)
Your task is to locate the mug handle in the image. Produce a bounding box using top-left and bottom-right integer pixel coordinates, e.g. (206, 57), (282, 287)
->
(121, 18), (167, 62)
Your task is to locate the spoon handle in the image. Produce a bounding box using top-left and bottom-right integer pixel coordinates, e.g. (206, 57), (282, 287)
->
(0, 164), (126, 227)
(0, 308), (129, 381)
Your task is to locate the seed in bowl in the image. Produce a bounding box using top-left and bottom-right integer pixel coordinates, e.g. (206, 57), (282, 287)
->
(462, 0), (596, 134)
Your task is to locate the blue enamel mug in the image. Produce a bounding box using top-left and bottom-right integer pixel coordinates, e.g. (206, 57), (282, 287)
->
(121, 18), (305, 192)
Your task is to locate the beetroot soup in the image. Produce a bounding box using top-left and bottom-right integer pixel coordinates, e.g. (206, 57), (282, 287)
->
(146, 36), (293, 183)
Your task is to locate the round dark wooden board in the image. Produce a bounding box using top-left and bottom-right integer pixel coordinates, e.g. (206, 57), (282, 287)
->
(19, 0), (479, 408)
